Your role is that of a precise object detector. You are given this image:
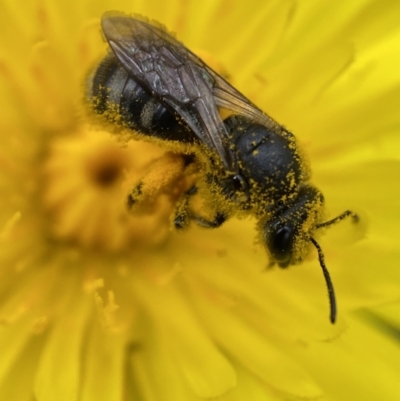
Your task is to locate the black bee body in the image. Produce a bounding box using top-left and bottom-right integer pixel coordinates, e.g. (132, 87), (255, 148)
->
(87, 12), (357, 323)
(91, 56), (311, 218)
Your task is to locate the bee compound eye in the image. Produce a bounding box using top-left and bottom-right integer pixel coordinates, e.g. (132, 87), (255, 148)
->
(268, 225), (294, 266)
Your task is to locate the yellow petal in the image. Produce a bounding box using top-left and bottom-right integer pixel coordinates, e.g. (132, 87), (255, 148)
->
(34, 287), (91, 401)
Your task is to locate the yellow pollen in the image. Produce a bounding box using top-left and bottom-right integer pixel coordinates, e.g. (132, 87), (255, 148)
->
(41, 126), (187, 251)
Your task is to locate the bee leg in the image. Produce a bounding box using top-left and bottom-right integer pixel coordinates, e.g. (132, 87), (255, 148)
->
(174, 183), (228, 229)
(190, 211), (228, 228)
(175, 209), (227, 229)
(126, 152), (192, 209)
(127, 182), (144, 208)
(174, 192), (228, 230)
(173, 186), (198, 229)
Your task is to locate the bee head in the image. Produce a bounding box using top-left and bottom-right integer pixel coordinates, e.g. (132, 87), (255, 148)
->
(262, 185), (345, 324)
(262, 185), (325, 267)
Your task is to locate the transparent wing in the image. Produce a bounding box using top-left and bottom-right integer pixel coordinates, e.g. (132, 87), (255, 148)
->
(101, 12), (283, 171)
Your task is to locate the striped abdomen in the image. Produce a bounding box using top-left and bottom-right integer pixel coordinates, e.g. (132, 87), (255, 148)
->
(88, 55), (194, 143)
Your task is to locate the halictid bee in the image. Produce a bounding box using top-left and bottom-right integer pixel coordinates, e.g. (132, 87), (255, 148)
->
(87, 12), (358, 323)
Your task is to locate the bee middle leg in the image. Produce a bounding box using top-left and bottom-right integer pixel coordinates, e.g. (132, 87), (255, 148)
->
(174, 186), (228, 229)
(191, 211), (228, 228)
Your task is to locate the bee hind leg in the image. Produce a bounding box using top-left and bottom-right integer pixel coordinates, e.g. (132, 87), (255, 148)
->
(126, 152), (192, 209)
(127, 182), (144, 208)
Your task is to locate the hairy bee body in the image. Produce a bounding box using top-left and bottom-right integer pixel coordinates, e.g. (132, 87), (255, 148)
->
(89, 55), (312, 217)
(87, 12), (357, 323)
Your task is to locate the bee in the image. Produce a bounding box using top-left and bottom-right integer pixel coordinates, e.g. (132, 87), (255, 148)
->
(87, 12), (358, 323)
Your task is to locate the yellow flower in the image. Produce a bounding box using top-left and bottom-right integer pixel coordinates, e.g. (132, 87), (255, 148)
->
(1, 1), (400, 400)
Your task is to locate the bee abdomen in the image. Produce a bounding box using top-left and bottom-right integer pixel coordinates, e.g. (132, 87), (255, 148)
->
(88, 55), (195, 143)
(89, 55), (128, 115)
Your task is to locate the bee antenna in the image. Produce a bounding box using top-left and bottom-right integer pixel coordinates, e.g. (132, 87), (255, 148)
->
(315, 210), (358, 230)
(310, 237), (337, 324)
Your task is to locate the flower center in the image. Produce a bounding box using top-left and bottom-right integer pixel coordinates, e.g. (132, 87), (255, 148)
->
(86, 146), (125, 188)
(41, 126), (181, 251)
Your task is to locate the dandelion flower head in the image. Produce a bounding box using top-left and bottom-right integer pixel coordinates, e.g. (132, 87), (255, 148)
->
(1, 1), (400, 401)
